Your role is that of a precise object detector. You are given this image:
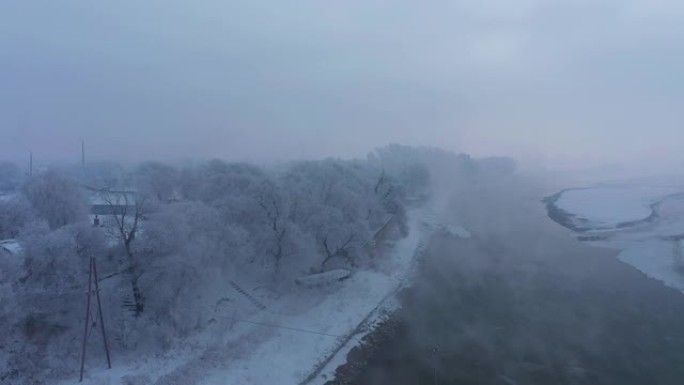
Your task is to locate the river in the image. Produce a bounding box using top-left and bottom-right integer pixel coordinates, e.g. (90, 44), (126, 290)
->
(327, 177), (684, 385)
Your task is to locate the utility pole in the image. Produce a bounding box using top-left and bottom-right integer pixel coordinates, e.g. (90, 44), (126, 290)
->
(29, 152), (33, 176)
(82, 140), (85, 168)
(79, 257), (112, 382)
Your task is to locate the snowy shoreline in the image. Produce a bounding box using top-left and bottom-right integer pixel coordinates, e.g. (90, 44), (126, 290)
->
(545, 184), (684, 294)
(544, 186), (684, 233)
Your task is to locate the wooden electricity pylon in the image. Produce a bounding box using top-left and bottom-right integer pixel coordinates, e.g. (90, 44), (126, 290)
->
(79, 257), (112, 382)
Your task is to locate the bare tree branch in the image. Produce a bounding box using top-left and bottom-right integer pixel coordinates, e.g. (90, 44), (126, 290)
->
(104, 189), (146, 315)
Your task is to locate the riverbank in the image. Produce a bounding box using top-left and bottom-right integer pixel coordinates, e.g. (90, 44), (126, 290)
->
(545, 184), (684, 293)
(325, 178), (684, 384)
(544, 186), (684, 233)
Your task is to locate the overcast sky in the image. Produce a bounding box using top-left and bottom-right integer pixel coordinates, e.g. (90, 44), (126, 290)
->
(1, 0), (683, 170)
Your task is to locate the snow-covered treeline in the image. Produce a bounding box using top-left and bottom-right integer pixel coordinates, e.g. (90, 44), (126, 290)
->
(0, 146), (515, 384)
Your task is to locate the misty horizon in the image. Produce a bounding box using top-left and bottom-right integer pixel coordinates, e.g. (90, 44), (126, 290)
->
(2, 0), (684, 173)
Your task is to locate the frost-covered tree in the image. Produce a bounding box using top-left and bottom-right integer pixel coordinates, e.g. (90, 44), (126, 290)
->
(73, 223), (108, 260)
(135, 161), (179, 202)
(139, 201), (250, 267)
(5, 221), (108, 384)
(247, 178), (317, 274)
(196, 160), (266, 204)
(178, 164), (202, 201)
(18, 221), (106, 292)
(135, 201), (254, 337)
(0, 196), (33, 239)
(103, 190), (147, 314)
(402, 162), (430, 196)
(370, 144), (518, 195)
(21, 170), (88, 229)
(189, 160), (311, 274)
(314, 206), (370, 269)
(283, 160), (378, 270)
(369, 145), (431, 198)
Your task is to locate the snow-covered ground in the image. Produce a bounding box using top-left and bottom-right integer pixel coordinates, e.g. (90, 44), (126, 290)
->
(0, 239), (21, 255)
(0, 191), (16, 202)
(67, 203), (462, 385)
(551, 184), (684, 294)
(554, 186), (682, 230)
(614, 240), (684, 292)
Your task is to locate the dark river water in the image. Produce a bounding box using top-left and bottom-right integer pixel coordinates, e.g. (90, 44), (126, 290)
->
(330, 181), (684, 385)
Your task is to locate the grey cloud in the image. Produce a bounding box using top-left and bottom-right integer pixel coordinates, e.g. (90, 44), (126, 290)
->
(0, 0), (682, 171)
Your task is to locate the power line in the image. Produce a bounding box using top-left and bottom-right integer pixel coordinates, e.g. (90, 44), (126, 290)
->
(235, 319), (365, 342)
